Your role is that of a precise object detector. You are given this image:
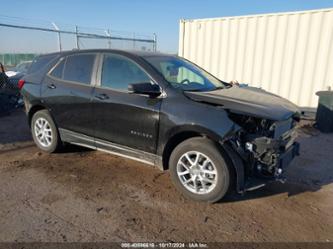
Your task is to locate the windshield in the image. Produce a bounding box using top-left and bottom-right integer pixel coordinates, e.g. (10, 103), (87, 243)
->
(144, 56), (225, 91)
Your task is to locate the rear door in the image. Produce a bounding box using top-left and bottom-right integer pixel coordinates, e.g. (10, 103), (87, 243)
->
(42, 53), (97, 138)
(92, 52), (162, 153)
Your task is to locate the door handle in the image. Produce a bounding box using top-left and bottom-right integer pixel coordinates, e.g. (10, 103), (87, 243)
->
(95, 93), (109, 100)
(47, 84), (56, 89)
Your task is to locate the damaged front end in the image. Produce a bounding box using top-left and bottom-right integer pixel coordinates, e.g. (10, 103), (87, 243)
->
(183, 86), (301, 193)
(225, 112), (300, 193)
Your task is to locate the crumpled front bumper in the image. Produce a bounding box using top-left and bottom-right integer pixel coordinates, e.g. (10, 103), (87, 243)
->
(243, 141), (300, 192)
(222, 116), (300, 194)
(278, 141), (300, 169)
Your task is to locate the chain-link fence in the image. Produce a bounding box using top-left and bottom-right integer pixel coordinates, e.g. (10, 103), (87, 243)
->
(75, 26), (156, 51)
(0, 54), (36, 68)
(0, 15), (157, 116)
(0, 15), (157, 60)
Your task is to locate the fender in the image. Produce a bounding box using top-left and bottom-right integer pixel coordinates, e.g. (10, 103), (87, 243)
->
(222, 143), (245, 194)
(157, 122), (239, 156)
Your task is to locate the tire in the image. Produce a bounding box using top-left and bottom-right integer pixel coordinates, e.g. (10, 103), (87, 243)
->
(31, 109), (62, 153)
(169, 137), (232, 203)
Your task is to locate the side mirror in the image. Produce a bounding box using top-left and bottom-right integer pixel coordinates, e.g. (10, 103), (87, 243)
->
(128, 82), (161, 97)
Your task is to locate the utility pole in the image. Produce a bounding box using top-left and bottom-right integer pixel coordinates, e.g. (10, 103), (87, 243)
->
(133, 32), (136, 49)
(52, 22), (62, 51)
(153, 33), (157, 52)
(75, 26), (80, 49)
(105, 29), (112, 49)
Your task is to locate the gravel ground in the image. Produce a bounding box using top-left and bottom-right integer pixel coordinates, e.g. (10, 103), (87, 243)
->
(0, 110), (332, 242)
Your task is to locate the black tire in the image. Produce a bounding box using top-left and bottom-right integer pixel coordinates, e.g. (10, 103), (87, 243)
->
(31, 109), (62, 153)
(169, 137), (232, 203)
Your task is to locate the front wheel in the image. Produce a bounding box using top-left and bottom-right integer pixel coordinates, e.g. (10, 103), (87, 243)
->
(169, 137), (232, 203)
(31, 110), (62, 153)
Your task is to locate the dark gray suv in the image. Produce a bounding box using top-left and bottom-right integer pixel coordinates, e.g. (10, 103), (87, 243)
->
(20, 49), (300, 202)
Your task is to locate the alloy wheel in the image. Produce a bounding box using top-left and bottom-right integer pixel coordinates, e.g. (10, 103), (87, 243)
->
(176, 151), (218, 194)
(34, 117), (53, 147)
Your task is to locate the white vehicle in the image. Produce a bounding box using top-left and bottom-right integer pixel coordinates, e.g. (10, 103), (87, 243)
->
(5, 61), (32, 77)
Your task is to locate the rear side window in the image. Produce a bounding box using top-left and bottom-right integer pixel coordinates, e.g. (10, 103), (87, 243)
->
(62, 54), (95, 84)
(101, 54), (150, 90)
(50, 59), (65, 79)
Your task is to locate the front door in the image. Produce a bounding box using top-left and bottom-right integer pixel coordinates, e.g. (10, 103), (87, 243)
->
(92, 53), (162, 153)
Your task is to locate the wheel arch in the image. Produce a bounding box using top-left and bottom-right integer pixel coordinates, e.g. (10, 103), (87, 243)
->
(161, 125), (224, 171)
(160, 125), (245, 194)
(28, 104), (48, 127)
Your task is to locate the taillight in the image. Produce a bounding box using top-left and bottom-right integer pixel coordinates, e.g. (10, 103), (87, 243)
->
(18, 79), (25, 90)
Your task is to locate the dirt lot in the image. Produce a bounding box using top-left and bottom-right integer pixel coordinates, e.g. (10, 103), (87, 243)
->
(0, 109), (332, 242)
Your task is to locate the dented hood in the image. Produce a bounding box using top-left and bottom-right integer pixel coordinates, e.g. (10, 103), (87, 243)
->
(184, 86), (300, 121)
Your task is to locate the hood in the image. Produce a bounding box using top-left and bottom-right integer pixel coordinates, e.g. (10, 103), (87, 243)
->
(184, 86), (300, 121)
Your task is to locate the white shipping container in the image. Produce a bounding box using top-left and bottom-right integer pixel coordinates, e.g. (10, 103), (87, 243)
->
(178, 8), (333, 109)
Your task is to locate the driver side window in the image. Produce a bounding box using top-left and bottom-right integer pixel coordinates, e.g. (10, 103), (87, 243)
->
(101, 54), (151, 91)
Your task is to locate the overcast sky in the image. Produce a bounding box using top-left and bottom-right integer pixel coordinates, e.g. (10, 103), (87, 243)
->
(1, 0), (333, 53)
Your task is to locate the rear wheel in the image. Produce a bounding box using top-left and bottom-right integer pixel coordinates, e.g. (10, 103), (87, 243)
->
(169, 137), (232, 203)
(31, 110), (62, 153)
